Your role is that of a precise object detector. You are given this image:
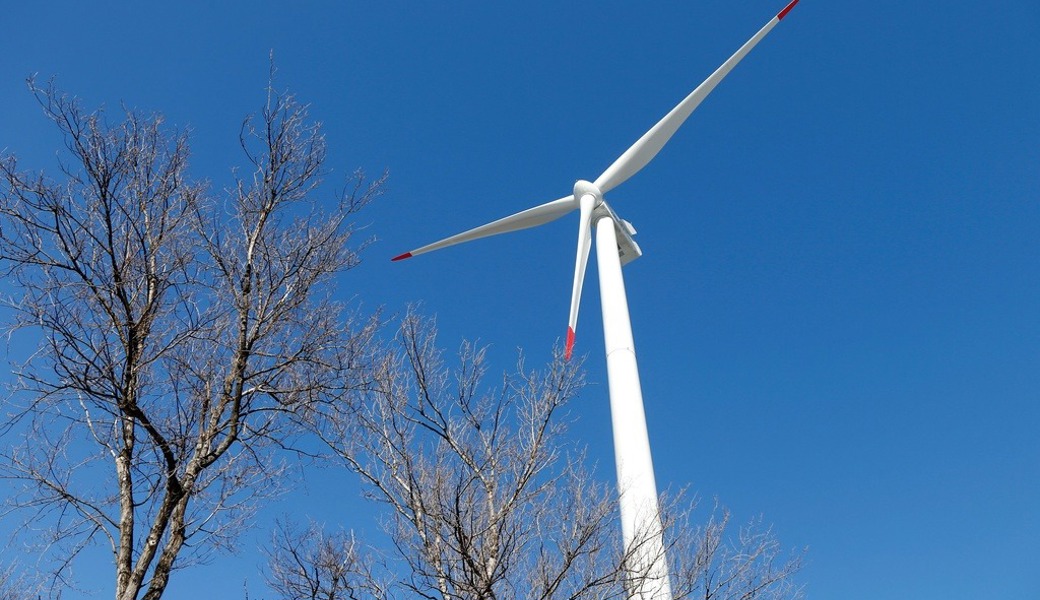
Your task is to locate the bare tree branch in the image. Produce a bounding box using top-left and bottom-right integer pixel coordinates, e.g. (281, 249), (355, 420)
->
(0, 559), (43, 600)
(265, 518), (390, 600)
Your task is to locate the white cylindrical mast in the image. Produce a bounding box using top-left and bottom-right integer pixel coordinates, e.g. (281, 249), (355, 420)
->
(595, 218), (672, 600)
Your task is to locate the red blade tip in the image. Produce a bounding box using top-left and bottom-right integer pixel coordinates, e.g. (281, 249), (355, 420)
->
(565, 327), (576, 360)
(777, 0), (799, 20)
(391, 252), (413, 262)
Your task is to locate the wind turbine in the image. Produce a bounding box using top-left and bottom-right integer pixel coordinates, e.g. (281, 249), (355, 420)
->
(392, 2), (801, 598)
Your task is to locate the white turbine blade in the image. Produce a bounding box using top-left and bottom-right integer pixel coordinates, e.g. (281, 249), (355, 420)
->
(593, 0), (800, 194)
(565, 195), (596, 360)
(392, 195), (577, 261)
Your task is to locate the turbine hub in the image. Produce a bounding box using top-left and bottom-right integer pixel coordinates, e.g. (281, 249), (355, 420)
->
(573, 180), (603, 206)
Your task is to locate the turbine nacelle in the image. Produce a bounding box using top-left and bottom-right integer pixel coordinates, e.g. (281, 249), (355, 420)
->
(594, 200), (642, 266)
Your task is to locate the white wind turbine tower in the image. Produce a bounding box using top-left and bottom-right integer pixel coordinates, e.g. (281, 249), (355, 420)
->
(393, 2), (801, 598)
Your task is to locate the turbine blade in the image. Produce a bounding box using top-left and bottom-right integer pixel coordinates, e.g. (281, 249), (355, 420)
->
(593, 0), (800, 194)
(565, 195), (596, 360)
(392, 195), (577, 261)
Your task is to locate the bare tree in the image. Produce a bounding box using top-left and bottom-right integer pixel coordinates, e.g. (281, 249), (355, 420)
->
(0, 78), (385, 600)
(666, 500), (804, 600)
(264, 518), (389, 600)
(293, 313), (803, 600)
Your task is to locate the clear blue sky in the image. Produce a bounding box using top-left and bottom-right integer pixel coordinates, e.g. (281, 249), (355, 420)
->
(2, 1), (1038, 599)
